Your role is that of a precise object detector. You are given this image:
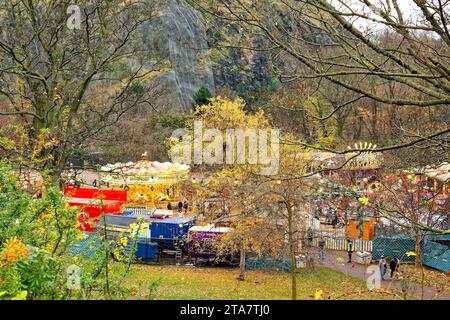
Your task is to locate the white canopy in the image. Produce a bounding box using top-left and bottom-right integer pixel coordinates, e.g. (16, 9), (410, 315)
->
(422, 162), (450, 183)
(101, 159), (189, 184)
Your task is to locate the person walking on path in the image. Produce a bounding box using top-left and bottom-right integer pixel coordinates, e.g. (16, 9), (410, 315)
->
(307, 228), (313, 247)
(314, 250), (450, 300)
(379, 256), (387, 280)
(331, 214), (339, 228)
(183, 200), (189, 214)
(347, 239), (354, 263)
(177, 201), (183, 214)
(167, 202), (172, 210)
(318, 237), (326, 260)
(390, 257), (399, 279)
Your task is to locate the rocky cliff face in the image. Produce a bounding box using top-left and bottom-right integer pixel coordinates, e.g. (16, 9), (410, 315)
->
(142, 0), (331, 113)
(142, 0), (215, 113)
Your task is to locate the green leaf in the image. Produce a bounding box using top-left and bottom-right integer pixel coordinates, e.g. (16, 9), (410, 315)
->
(11, 291), (27, 300)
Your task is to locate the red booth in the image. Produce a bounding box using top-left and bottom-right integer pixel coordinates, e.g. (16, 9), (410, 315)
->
(64, 187), (127, 232)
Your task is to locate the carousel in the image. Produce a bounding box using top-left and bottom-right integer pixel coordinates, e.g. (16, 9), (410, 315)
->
(100, 153), (190, 207)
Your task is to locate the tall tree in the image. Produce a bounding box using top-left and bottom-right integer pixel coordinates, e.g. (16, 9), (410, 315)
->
(189, 0), (450, 162)
(0, 0), (165, 182)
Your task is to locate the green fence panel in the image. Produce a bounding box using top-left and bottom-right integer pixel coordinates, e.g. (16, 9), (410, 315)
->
(373, 236), (449, 273)
(67, 232), (101, 258)
(422, 240), (449, 273)
(246, 256), (291, 272)
(372, 237), (416, 262)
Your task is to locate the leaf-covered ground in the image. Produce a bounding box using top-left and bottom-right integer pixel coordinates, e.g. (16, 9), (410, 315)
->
(121, 264), (401, 300)
(400, 265), (450, 294)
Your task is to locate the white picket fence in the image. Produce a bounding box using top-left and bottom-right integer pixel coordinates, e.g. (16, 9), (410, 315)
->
(310, 230), (373, 252)
(124, 206), (149, 215)
(312, 237), (372, 252)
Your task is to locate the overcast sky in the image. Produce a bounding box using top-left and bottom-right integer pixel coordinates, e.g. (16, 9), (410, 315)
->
(329, 0), (421, 31)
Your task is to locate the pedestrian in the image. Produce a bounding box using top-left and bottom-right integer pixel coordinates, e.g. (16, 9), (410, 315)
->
(318, 237), (326, 260)
(331, 215), (339, 228)
(167, 202), (172, 210)
(307, 228), (313, 246)
(379, 256), (387, 280)
(347, 239), (354, 263)
(327, 207), (333, 223)
(183, 200), (188, 214)
(93, 179), (97, 187)
(390, 257), (399, 279)
(177, 201), (183, 214)
(314, 207), (321, 220)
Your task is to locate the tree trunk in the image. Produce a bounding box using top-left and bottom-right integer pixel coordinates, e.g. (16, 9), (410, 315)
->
(49, 144), (73, 188)
(421, 263), (425, 300)
(239, 248), (246, 281)
(286, 204), (297, 300)
(415, 232), (421, 268)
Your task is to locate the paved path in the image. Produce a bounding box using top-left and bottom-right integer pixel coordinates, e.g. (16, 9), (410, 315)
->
(310, 248), (450, 300)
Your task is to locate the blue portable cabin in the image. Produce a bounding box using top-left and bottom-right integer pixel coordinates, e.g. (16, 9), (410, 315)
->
(135, 240), (158, 259)
(146, 217), (196, 251)
(107, 213), (196, 251)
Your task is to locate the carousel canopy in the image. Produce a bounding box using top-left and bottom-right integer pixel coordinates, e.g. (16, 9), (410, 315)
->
(101, 159), (189, 184)
(422, 162), (450, 183)
(310, 151), (382, 170)
(18, 169), (44, 184)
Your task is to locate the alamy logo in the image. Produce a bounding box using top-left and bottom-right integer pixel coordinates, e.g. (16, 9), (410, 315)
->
(366, 265), (381, 290)
(170, 120), (280, 175)
(66, 5), (81, 30)
(67, 264), (81, 290)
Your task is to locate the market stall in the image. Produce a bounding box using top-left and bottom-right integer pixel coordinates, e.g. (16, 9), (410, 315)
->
(64, 187), (127, 232)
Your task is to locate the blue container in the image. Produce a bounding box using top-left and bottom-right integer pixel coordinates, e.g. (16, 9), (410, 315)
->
(104, 214), (195, 250)
(148, 218), (195, 238)
(146, 217), (195, 250)
(136, 242), (148, 259)
(135, 241), (158, 259)
(147, 242), (157, 259)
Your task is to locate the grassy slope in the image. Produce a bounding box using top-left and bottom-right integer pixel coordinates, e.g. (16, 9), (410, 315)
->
(123, 264), (400, 300)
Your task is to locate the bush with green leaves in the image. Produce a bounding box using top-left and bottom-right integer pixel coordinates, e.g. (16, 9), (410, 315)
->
(0, 162), (158, 300)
